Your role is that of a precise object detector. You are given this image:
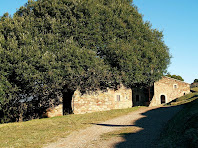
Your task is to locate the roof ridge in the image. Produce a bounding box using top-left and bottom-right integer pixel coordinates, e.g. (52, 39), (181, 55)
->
(163, 76), (189, 84)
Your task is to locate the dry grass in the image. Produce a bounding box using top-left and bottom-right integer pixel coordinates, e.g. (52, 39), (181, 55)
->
(0, 107), (140, 148)
(100, 126), (143, 140)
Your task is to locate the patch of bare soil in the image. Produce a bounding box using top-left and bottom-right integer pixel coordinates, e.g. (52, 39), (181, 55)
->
(44, 106), (182, 148)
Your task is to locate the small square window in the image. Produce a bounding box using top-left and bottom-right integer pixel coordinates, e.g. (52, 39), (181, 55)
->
(117, 95), (120, 101)
(173, 84), (177, 89)
(125, 93), (128, 99)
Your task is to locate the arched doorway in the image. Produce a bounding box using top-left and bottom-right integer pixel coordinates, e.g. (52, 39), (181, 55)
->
(161, 95), (166, 104)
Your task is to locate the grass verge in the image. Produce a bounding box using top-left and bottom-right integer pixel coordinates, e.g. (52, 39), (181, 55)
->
(0, 106), (140, 148)
(158, 98), (198, 148)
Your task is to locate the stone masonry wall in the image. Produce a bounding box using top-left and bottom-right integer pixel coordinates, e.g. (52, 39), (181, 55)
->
(72, 85), (132, 114)
(150, 76), (190, 106)
(43, 104), (63, 118)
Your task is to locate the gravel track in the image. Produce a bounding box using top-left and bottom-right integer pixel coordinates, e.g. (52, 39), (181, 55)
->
(44, 105), (182, 148)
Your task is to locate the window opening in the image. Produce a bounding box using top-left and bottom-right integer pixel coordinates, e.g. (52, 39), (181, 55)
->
(117, 95), (120, 101)
(174, 84), (177, 89)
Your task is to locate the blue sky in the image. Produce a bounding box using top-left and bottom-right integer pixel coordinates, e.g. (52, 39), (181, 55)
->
(133, 0), (198, 83)
(0, 0), (28, 15)
(0, 0), (197, 83)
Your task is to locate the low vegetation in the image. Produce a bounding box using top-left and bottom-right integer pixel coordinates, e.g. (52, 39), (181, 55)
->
(0, 106), (140, 148)
(158, 98), (198, 148)
(166, 73), (184, 81)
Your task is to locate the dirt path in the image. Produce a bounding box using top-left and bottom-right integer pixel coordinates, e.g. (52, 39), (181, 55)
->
(44, 105), (182, 148)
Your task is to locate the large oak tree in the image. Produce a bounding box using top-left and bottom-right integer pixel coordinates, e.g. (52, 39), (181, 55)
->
(0, 0), (170, 123)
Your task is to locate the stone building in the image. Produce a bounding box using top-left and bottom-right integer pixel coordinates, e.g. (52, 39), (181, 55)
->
(45, 76), (190, 118)
(132, 76), (190, 107)
(150, 76), (190, 106)
(45, 85), (132, 117)
(72, 85), (132, 114)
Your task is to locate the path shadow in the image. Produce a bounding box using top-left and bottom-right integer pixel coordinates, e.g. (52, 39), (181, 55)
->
(114, 105), (184, 148)
(91, 123), (134, 127)
(93, 105), (184, 148)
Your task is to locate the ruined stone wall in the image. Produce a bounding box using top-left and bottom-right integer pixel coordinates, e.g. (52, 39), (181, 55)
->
(150, 76), (190, 106)
(72, 85), (132, 114)
(43, 104), (63, 118)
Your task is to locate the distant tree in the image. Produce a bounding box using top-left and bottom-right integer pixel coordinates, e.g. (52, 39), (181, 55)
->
(166, 73), (184, 81)
(193, 79), (198, 83)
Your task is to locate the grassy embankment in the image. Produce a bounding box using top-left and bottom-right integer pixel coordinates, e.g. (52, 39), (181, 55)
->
(0, 106), (140, 148)
(158, 93), (198, 147)
(165, 92), (198, 106)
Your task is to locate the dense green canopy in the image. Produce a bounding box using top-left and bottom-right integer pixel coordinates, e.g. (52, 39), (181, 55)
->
(0, 0), (170, 123)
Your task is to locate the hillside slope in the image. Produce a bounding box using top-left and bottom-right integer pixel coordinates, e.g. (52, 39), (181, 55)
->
(158, 96), (198, 147)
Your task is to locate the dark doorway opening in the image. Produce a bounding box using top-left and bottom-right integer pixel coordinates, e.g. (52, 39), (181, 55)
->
(136, 95), (140, 102)
(63, 89), (74, 115)
(161, 95), (166, 104)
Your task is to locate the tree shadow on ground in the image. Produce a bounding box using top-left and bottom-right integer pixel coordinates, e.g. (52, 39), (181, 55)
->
(94, 105), (184, 148)
(115, 105), (183, 148)
(91, 123), (134, 127)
